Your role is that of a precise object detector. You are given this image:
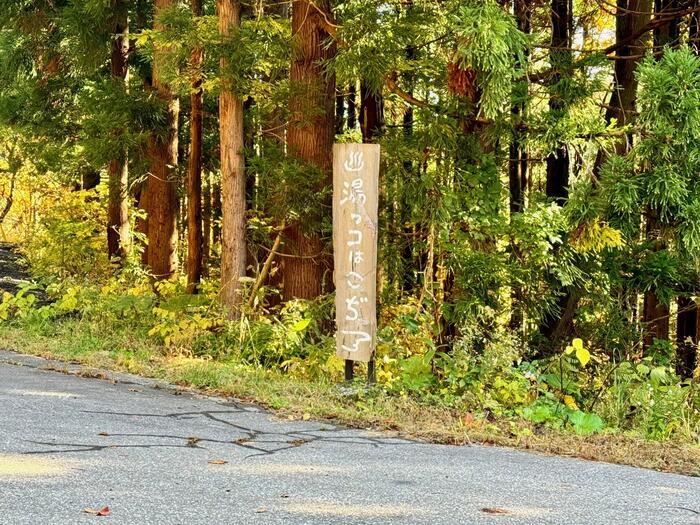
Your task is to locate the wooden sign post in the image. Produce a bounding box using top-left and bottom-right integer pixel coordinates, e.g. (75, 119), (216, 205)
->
(333, 143), (380, 379)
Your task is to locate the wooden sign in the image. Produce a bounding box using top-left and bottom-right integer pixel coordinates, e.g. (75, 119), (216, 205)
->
(333, 143), (380, 363)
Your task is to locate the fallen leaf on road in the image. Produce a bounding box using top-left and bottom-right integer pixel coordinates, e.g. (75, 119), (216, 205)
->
(186, 436), (201, 447)
(255, 507), (267, 513)
(233, 437), (251, 444)
(288, 439), (308, 447)
(208, 459), (228, 465)
(481, 507), (509, 515)
(83, 506), (110, 516)
(128, 388), (141, 393)
(98, 432), (109, 437)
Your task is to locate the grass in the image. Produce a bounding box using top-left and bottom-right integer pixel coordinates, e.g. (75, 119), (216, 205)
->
(1, 320), (699, 477)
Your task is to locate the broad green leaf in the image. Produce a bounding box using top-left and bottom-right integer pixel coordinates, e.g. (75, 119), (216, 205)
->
(650, 367), (667, 385)
(569, 411), (604, 435)
(636, 363), (650, 376)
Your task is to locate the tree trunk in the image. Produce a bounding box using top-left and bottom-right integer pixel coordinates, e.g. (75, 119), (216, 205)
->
(545, 0), (570, 204)
(212, 180), (222, 247)
(281, 0), (336, 300)
(335, 87), (345, 135)
(675, 296), (698, 378)
(0, 172), (15, 225)
(400, 42), (416, 294)
(677, 4), (700, 375)
(107, 0), (130, 262)
(509, 0), (530, 332)
(690, 0), (699, 55)
(643, 0), (679, 349)
(202, 171), (211, 276)
(654, 0), (680, 48)
(509, 0), (530, 215)
(186, 0), (204, 293)
(218, 0), (247, 314)
(347, 83), (357, 130)
(144, 0), (179, 279)
(643, 211), (670, 348)
(605, 0), (652, 156)
(359, 82), (383, 143)
(538, 0), (574, 346)
(643, 288), (670, 346)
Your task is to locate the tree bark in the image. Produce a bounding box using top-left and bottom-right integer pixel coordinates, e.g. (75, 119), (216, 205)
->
(218, 0), (247, 314)
(654, 0), (680, 48)
(545, 0), (571, 204)
(604, 0), (652, 158)
(144, 0), (180, 280)
(281, 0), (336, 300)
(675, 296), (698, 378)
(107, 0), (130, 262)
(347, 83), (357, 130)
(212, 180), (222, 247)
(202, 171), (211, 275)
(186, 0), (204, 293)
(0, 172), (15, 225)
(335, 87), (345, 135)
(509, 0), (530, 215)
(643, 0), (679, 349)
(690, 0), (700, 55)
(359, 82), (383, 143)
(539, 0), (572, 344)
(509, 0), (531, 332)
(677, 3), (700, 375)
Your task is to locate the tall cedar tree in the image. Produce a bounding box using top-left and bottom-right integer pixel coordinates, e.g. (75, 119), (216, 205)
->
(187, 0), (204, 293)
(675, 3), (699, 376)
(642, 0), (682, 348)
(539, 0), (573, 344)
(107, 0), (131, 262)
(282, 0), (336, 300)
(218, 0), (247, 314)
(144, 0), (180, 279)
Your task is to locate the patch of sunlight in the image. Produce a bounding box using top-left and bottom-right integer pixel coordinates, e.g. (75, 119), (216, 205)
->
(0, 454), (72, 478)
(4, 389), (79, 398)
(285, 501), (423, 517)
(657, 486), (687, 495)
(489, 506), (552, 518)
(231, 463), (351, 475)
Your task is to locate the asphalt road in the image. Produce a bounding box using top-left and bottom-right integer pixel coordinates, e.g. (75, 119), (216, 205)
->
(0, 350), (698, 525)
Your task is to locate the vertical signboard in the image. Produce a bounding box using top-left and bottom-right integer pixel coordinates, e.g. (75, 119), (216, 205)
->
(333, 143), (380, 363)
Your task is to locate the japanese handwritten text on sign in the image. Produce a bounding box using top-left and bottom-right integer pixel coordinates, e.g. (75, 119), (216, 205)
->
(333, 143), (380, 363)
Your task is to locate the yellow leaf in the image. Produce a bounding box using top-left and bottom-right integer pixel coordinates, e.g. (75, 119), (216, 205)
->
(563, 395), (579, 410)
(572, 338), (584, 350)
(576, 347), (591, 366)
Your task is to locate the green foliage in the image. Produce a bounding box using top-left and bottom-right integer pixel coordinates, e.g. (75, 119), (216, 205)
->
(0, 0), (699, 453)
(22, 188), (110, 281)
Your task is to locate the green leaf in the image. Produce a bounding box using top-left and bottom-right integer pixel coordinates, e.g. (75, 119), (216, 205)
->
(636, 363), (650, 376)
(290, 318), (311, 332)
(569, 411), (604, 435)
(650, 367), (667, 385)
(522, 403), (555, 424)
